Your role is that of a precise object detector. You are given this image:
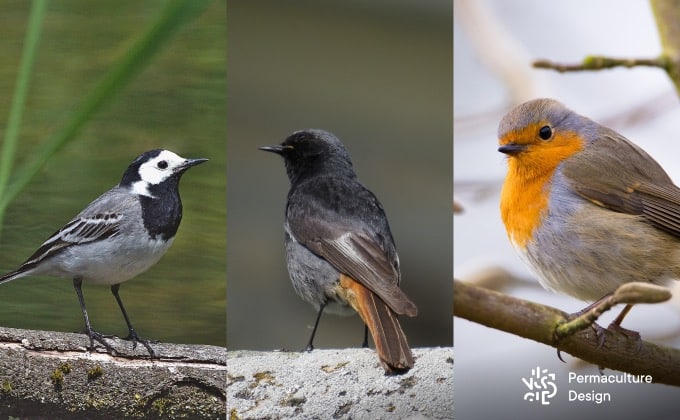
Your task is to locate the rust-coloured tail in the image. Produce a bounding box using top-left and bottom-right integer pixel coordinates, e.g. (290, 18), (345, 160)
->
(339, 274), (414, 374)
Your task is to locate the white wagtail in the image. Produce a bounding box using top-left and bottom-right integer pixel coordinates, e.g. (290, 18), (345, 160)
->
(0, 149), (207, 357)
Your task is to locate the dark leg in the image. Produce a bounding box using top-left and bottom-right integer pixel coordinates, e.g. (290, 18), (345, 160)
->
(607, 304), (641, 351)
(557, 293), (611, 362)
(111, 284), (156, 357)
(304, 303), (326, 352)
(610, 304), (633, 327)
(73, 277), (115, 354)
(361, 325), (369, 348)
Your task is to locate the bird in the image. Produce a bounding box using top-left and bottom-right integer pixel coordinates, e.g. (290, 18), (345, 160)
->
(498, 97), (680, 337)
(0, 149), (207, 357)
(260, 129), (418, 374)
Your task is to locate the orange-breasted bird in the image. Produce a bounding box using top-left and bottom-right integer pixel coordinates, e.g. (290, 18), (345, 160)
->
(498, 98), (679, 331)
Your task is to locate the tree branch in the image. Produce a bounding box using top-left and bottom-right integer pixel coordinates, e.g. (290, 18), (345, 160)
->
(453, 279), (680, 387)
(532, 1), (680, 95)
(0, 326), (226, 418)
(533, 56), (669, 72)
(651, 0), (680, 95)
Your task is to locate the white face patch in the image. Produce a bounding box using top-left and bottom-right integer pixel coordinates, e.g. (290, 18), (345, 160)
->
(137, 150), (187, 186)
(132, 180), (154, 198)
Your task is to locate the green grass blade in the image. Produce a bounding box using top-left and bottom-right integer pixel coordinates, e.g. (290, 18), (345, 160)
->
(0, 0), (212, 214)
(0, 0), (48, 221)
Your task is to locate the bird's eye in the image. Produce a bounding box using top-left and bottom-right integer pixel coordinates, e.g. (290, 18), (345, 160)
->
(538, 125), (552, 140)
(157, 160), (168, 169)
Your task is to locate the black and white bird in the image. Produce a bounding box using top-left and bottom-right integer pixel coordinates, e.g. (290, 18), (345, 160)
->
(0, 149), (207, 357)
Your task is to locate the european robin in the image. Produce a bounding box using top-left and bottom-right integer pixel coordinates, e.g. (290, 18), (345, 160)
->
(498, 98), (678, 331)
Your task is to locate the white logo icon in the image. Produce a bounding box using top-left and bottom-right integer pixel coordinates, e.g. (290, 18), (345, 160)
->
(522, 366), (557, 405)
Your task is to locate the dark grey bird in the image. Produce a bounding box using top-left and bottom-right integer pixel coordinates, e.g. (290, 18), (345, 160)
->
(261, 129), (417, 374)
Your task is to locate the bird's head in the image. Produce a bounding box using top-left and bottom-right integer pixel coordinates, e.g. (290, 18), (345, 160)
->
(259, 129), (355, 184)
(121, 149), (208, 197)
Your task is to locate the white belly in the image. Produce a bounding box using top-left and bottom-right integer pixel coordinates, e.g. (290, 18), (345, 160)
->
(34, 237), (174, 285)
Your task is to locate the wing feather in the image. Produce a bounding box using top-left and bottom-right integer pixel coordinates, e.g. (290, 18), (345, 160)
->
(289, 199), (417, 317)
(561, 132), (680, 237)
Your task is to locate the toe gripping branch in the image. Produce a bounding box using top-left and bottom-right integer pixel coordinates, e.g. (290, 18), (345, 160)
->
(553, 282), (671, 362)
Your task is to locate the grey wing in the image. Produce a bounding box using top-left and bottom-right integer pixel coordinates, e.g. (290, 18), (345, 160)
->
(562, 133), (680, 237)
(18, 188), (131, 269)
(291, 213), (417, 317)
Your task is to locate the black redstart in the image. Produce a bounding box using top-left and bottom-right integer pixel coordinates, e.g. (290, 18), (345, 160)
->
(260, 129), (418, 374)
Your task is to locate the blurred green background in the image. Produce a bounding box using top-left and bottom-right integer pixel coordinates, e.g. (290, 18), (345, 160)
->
(0, 1), (225, 346)
(227, 1), (452, 350)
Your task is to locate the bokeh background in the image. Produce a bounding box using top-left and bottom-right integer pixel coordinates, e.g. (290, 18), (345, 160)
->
(455, 0), (680, 418)
(227, 1), (452, 352)
(0, 1), (225, 346)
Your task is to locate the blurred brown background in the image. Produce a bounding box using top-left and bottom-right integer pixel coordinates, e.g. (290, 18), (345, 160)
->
(227, 0), (452, 350)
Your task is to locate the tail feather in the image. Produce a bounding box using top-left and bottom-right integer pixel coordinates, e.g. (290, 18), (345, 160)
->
(0, 268), (30, 284)
(339, 274), (414, 373)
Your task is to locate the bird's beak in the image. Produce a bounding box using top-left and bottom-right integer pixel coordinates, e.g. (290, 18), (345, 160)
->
(180, 157), (208, 170)
(259, 145), (293, 154)
(498, 143), (527, 155)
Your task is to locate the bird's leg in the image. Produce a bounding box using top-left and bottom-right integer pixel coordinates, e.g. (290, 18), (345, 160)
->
(110, 284), (157, 358)
(73, 277), (115, 354)
(361, 325), (369, 348)
(609, 303), (634, 330)
(304, 303), (326, 352)
(556, 293), (611, 362)
(607, 303), (642, 351)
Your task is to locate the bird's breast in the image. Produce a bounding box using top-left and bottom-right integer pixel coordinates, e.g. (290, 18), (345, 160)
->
(500, 160), (554, 250)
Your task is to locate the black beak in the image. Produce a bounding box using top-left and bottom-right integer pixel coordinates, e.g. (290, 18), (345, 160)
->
(180, 158), (208, 170)
(259, 145), (293, 154)
(498, 143), (527, 155)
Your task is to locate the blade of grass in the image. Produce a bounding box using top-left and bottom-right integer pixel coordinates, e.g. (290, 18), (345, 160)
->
(0, 0), (212, 223)
(0, 0), (48, 222)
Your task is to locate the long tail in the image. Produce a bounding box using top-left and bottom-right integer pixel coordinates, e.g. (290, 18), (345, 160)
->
(0, 268), (29, 285)
(339, 274), (414, 374)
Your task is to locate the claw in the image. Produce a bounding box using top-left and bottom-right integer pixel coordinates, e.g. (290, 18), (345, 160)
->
(123, 328), (157, 358)
(83, 329), (116, 355)
(607, 322), (643, 353)
(556, 348), (566, 363)
(593, 323), (607, 349)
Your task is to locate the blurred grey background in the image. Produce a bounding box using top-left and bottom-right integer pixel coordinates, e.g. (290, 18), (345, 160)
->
(0, 1), (225, 346)
(227, 0), (452, 351)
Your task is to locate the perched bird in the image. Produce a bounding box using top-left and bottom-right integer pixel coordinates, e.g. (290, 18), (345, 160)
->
(0, 149), (207, 356)
(498, 98), (680, 333)
(261, 129), (417, 374)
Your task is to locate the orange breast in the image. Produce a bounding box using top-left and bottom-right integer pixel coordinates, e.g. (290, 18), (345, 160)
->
(500, 129), (585, 249)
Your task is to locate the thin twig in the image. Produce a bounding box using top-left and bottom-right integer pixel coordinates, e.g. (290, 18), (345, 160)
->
(533, 56), (669, 72)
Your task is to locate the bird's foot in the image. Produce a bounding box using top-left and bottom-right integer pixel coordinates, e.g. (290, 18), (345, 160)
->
(83, 329), (117, 355)
(556, 307), (609, 363)
(123, 328), (157, 358)
(607, 322), (643, 353)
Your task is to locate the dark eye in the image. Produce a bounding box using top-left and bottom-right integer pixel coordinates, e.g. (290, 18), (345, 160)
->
(539, 126), (552, 140)
(157, 160), (168, 169)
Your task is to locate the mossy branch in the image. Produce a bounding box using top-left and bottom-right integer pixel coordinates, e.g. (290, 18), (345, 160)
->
(0, 326), (226, 418)
(533, 56), (670, 72)
(453, 279), (680, 387)
(651, 0), (680, 94)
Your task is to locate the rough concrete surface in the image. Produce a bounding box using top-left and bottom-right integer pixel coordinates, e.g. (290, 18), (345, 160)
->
(227, 347), (453, 419)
